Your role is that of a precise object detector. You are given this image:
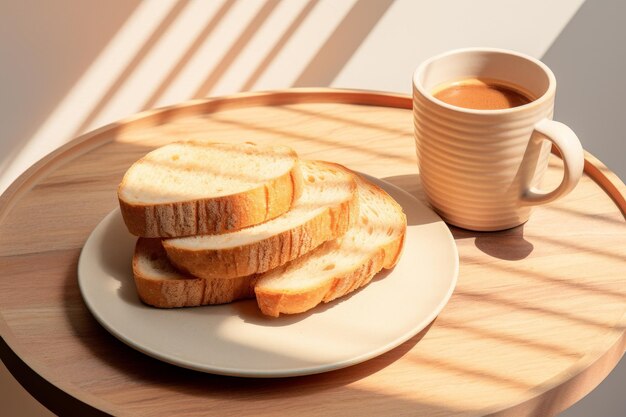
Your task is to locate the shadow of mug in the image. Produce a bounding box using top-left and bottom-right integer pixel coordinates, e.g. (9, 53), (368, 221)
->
(384, 173), (534, 260)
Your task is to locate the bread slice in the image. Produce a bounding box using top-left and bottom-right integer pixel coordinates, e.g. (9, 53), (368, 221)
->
(254, 175), (406, 317)
(118, 141), (303, 238)
(162, 160), (358, 279)
(132, 238), (255, 308)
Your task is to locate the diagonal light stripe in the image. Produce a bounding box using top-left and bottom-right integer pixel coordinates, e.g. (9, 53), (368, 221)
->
(69, 0), (190, 138)
(247, 0), (359, 91)
(239, 0), (320, 92)
(192, 0), (281, 98)
(155, 0), (269, 107)
(331, 0), (585, 94)
(142, 0), (237, 110)
(0, 0), (179, 194)
(209, 0), (314, 96)
(89, 0), (231, 131)
(293, 0), (394, 87)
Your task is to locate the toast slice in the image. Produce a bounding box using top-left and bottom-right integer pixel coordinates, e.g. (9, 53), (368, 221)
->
(162, 160), (358, 279)
(132, 238), (255, 308)
(254, 175), (406, 317)
(119, 141), (303, 238)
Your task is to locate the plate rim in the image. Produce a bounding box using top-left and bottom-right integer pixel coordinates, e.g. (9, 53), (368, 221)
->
(78, 174), (459, 377)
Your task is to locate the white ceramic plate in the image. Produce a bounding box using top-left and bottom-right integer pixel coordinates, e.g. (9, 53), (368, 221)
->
(78, 176), (458, 377)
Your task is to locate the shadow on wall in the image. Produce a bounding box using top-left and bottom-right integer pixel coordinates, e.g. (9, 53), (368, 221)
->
(0, 0), (142, 189)
(0, 0), (394, 191)
(292, 0), (395, 87)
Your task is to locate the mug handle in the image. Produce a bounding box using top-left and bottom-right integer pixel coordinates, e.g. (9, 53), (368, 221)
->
(521, 118), (584, 205)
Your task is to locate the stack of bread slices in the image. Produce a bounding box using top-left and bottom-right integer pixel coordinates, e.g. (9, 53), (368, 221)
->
(118, 141), (407, 317)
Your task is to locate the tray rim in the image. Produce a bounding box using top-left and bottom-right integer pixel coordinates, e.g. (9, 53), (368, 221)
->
(0, 88), (624, 417)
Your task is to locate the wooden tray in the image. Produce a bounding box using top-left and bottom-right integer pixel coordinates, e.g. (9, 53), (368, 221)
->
(0, 88), (624, 417)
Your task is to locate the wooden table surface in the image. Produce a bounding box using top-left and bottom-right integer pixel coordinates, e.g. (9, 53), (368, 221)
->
(0, 89), (624, 417)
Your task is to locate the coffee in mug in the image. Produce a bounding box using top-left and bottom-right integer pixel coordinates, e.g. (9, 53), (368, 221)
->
(412, 48), (584, 231)
(432, 78), (534, 110)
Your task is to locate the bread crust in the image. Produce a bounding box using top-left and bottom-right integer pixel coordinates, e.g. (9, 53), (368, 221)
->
(164, 198), (358, 279)
(132, 239), (256, 308)
(119, 148), (303, 238)
(128, 165), (407, 317)
(254, 180), (407, 317)
(162, 162), (358, 279)
(254, 231), (405, 317)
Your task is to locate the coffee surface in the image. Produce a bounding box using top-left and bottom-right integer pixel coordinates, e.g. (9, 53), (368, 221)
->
(433, 78), (533, 110)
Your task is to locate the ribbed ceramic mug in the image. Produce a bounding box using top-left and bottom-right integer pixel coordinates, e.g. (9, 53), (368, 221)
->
(413, 47), (584, 231)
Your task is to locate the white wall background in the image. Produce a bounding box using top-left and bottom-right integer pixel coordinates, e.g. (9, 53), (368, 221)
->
(1, 1), (624, 416)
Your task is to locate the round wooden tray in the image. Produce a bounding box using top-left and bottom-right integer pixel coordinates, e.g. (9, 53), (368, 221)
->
(0, 89), (624, 417)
